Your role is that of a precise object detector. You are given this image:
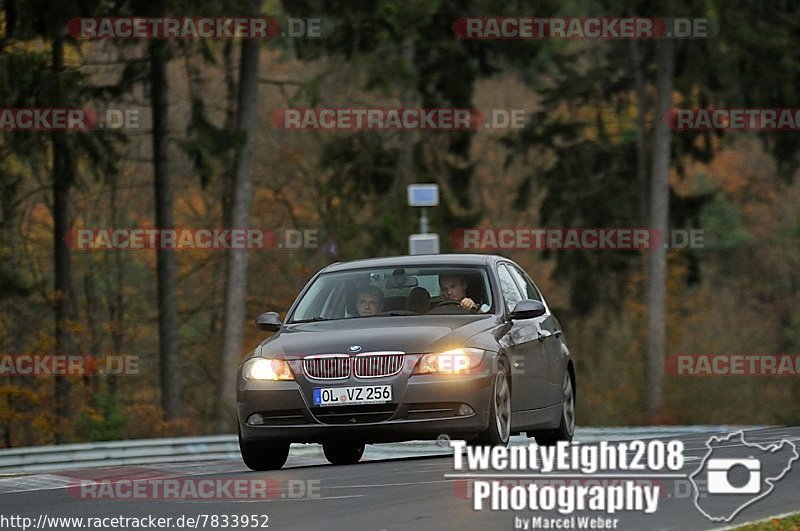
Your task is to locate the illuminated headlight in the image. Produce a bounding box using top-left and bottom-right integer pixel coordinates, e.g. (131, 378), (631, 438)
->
(243, 358), (294, 381)
(413, 348), (485, 375)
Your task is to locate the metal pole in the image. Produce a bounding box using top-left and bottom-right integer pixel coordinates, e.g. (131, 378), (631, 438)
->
(420, 207), (428, 234)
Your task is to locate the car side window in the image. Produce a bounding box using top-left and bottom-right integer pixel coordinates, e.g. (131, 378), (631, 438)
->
(497, 265), (523, 313)
(508, 265), (543, 303)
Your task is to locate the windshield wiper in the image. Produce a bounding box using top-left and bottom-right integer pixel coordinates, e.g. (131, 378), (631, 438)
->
(288, 317), (331, 324)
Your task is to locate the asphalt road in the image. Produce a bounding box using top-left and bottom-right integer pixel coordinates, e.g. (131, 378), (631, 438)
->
(1, 426), (799, 531)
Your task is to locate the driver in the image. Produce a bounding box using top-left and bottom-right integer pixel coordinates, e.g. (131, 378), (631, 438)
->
(355, 285), (385, 316)
(438, 274), (479, 313)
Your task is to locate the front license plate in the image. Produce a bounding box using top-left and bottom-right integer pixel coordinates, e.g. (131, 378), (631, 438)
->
(313, 385), (392, 406)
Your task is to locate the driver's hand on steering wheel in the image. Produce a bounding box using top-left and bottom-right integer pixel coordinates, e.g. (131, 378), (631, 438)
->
(460, 297), (478, 312)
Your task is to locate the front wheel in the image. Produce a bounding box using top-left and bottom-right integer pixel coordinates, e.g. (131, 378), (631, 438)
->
(471, 363), (511, 447)
(239, 429), (290, 471)
(322, 441), (365, 465)
(533, 372), (575, 446)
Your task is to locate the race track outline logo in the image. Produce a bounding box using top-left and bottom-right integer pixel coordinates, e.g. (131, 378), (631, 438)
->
(689, 431), (798, 522)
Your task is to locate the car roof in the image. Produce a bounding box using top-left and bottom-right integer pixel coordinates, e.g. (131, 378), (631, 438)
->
(322, 253), (506, 273)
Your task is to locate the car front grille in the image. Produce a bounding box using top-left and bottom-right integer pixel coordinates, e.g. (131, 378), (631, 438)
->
(303, 356), (350, 379)
(302, 352), (405, 379)
(354, 353), (404, 378)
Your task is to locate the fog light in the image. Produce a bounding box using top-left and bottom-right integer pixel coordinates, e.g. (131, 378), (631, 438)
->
(458, 404), (474, 416)
(247, 413), (264, 425)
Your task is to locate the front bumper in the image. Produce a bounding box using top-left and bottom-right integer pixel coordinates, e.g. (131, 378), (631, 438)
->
(237, 372), (494, 444)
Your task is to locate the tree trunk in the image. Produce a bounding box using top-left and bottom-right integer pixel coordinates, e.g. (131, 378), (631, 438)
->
(646, 36), (675, 421)
(149, 38), (181, 420)
(51, 30), (73, 441)
(630, 38), (648, 225)
(216, 0), (262, 433)
(105, 175), (124, 396)
(391, 36), (416, 248)
(398, 36), (415, 196)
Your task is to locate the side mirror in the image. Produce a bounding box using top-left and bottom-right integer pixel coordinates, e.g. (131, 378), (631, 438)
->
(255, 311), (282, 332)
(509, 299), (546, 320)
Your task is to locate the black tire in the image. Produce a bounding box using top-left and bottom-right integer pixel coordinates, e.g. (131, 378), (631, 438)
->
(322, 441), (365, 465)
(239, 429), (290, 471)
(533, 371), (575, 447)
(470, 359), (511, 447)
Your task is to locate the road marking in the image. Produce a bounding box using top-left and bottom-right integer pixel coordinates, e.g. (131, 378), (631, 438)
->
(444, 473), (688, 478)
(319, 479), (455, 489)
(706, 510), (800, 531)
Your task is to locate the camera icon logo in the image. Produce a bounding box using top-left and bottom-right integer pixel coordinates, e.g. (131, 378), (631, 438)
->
(706, 457), (761, 494)
(689, 431), (798, 522)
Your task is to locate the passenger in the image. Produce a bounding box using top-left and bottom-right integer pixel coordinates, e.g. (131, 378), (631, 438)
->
(438, 274), (479, 313)
(406, 287), (431, 314)
(355, 285), (385, 316)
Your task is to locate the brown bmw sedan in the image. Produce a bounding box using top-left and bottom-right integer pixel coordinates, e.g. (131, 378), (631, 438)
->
(237, 254), (575, 470)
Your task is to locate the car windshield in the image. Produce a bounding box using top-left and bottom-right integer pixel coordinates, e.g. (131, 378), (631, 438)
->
(288, 265), (494, 322)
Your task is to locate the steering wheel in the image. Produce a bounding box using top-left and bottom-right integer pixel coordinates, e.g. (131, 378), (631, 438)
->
(432, 300), (461, 309)
(427, 300), (473, 315)
(377, 309), (417, 316)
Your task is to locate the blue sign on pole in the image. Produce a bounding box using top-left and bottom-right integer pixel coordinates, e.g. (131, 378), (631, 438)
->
(407, 184), (439, 207)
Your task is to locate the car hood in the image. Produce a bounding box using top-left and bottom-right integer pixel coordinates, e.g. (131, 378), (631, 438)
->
(259, 315), (499, 358)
